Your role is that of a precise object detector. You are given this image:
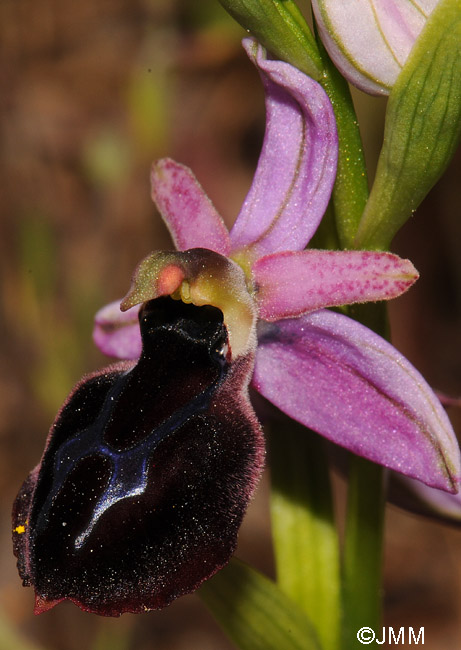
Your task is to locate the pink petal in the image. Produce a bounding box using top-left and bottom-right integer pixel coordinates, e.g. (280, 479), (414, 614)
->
(253, 310), (461, 491)
(93, 300), (142, 360)
(252, 250), (419, 320)
(312, 0), (437, 95)
(229, 39), (337, 258)
(151, 158), (231, 256)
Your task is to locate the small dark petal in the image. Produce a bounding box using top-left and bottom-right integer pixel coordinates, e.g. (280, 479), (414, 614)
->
(13, 297), (264, 616)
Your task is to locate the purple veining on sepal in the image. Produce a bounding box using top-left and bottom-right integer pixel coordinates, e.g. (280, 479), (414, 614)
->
(93, 300), (141, 360)
(151, 158), (231, 256)
(252, 250), (419, 320)
(388, 394), (461, 524)
(253, 309), (461, 492)
(229, 39), (338, 257)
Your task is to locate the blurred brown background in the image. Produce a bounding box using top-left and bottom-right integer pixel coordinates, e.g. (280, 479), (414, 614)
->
(0, 1), (460, 649)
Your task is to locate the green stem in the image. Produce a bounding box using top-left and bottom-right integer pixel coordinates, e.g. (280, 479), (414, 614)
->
(270, 420), (341, 650)
(342, 303), (388, 648)
(342, 456), (386, 649)
(316, 27), (369, 250)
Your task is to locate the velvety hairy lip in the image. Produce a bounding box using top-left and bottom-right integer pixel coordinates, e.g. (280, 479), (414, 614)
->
(13, 298), (264, 616)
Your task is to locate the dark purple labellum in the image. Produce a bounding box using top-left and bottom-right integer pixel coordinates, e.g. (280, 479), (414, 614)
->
(13, 297), (264, 616)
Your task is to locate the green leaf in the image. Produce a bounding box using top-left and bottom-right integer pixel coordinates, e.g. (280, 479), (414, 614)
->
(218, 0), (324, 80)
(354, 0), (461, 249)
(199, 558), (322, 650)
(270, 422), (341, 650)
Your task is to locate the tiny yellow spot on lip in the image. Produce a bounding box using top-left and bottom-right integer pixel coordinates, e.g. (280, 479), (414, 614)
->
(14, 525), (26, 534)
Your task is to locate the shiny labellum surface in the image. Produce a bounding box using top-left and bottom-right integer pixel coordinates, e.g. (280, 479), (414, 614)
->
(13, 297), (264, 616)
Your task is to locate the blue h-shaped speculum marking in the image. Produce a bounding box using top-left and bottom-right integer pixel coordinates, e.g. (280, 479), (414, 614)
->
(41, 320), (227, 550)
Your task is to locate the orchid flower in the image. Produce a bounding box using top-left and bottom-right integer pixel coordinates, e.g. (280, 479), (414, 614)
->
(312, 0), (439, 95)
(12, 38), (460, 618)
